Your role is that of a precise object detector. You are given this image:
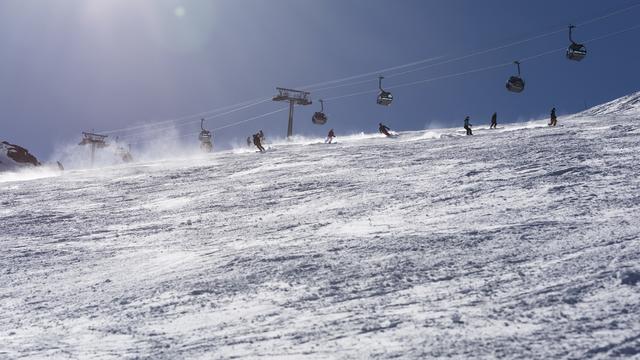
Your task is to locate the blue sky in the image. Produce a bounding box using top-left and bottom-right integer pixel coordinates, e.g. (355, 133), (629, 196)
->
(1, 0), (639, 157)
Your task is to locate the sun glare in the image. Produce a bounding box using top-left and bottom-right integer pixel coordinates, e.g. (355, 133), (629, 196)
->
(174, 6), (186, 18)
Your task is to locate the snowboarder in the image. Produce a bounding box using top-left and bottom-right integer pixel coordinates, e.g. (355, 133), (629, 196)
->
(490, 112), (497, 129)
(549, 107), (558, 127)
(379, 123), (392, 137)
(253, 133), (265, 152)
(464, 116), (473, 135)
(326, 129), (336, 144)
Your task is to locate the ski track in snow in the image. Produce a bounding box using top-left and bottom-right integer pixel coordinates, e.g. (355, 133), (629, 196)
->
(1, 115), (639, 359)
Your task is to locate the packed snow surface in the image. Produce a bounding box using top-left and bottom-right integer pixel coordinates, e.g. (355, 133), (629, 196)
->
(1, 112), (639, 359)
(580, 91), (640, 117)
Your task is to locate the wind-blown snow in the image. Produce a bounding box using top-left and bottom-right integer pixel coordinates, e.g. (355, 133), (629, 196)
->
(1, 108), (639, 358)
(0, 143), (34, 173)
(580, 91), (640, 117)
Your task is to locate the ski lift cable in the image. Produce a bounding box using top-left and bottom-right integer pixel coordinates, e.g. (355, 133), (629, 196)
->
(126, 107), (289, 145)
(126, 21), (640, 144)
(581, 22), (640, 44)
(303, 2), (640, 93)
(128, 21), (640, 142)
(519, 22), (640, 63)
(100, 97), (272, 136)
(301, 30), (565, 94)
(211, 107), (289, 132)
(323, 63), (513, 102)
(324, 23), (640, 103)
(124, 22), (640, 146)
(113, 97), (273, 140)
(310, 30), (566, 94)
(297, 29), (567, 96)
(576, 1), (640, 27)
(101, 2), (640, 139)
(296, 55), (446, 90)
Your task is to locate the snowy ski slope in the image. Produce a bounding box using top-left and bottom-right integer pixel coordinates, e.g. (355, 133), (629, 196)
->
(1, 98), (640, 358)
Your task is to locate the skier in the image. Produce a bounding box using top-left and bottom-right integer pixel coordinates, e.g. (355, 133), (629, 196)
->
(490, 112), (497, 129)
(548, 107), (558, 127)
(246, 136), (252, 147)
(379, 123), (392, 137)
(326, 128), (336, 144)
(464, 116), (473, 135)
(253, 132), (266, 152)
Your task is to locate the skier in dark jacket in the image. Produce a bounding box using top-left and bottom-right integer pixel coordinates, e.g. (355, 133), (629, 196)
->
(490, 112), (497, 129)
(548, 108), (558, 127)
(253, 133), (265, 152)
(464, 116), (473, 135)
(379, 123), (392, 137)
(326, 129), (336, 144)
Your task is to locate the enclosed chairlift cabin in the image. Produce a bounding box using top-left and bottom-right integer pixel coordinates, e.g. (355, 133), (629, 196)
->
(113, 137), (133, 163)
(198, 118), (213, 152)
(566, 25), (587, 62)
(116, 144), (133, 162)
(377, 76), (393, 106)
(506, 61), (525, 93)
(312, 99), (328, 125)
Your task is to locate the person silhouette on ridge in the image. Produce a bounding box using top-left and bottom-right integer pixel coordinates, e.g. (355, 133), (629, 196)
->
(549, 107), (558, 127)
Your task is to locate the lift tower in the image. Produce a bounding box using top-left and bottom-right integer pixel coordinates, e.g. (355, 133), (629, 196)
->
(78, 132), (108, 167)
(272, 88), (312, 138)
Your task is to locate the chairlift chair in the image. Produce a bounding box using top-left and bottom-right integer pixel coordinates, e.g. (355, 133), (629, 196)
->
(312, 99), (328, 125)
(566, 25), (587, 62)
(198, 118), (213, 152)
(377, 76), (393, 106)
(506, 61), (525, 93)
(116, 145), (133, 163)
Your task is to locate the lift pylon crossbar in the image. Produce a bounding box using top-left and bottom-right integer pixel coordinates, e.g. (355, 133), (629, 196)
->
(78, 131), (109, 167)
(273, 87), (312, 138)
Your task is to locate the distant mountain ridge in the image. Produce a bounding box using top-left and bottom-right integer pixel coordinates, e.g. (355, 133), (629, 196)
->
(581, 91), (640, 116)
